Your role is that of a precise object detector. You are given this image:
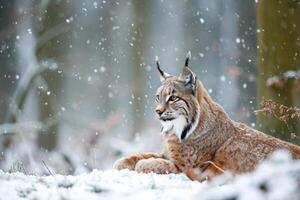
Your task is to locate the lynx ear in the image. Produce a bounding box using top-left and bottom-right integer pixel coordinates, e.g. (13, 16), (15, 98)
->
(156, 56), (170, 82)
(178, 52), (197, 93)
(184, 51), (191, 67)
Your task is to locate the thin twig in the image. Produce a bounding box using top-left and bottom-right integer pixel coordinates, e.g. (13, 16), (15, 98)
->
(42, 160), (54, 176)
(201, 161), (225, 173)
(20, 162), (28, 175)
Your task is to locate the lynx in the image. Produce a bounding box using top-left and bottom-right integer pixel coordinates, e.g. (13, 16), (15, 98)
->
(114, 52), (300, 181)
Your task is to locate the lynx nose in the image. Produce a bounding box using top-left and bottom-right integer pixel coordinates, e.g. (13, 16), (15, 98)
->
(156, 109), (163, 116)
(155, 106), (165, 116)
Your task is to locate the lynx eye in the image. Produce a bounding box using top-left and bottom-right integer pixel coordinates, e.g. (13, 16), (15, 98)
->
(168, 95), (179, 102)
(155, 95), (160, 102)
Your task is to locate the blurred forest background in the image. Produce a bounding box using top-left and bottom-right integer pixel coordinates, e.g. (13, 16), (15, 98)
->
(0, 0), (299, 175)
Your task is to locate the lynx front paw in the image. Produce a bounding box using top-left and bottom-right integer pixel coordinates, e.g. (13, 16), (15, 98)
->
(135, 158), (159, 173)
(114, 157), (137, 170)
(135, 158), (178, 174)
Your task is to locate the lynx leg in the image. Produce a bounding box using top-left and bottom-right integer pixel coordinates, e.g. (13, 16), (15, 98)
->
(135, 158), (179, 174)
(114, 153), (163, 171)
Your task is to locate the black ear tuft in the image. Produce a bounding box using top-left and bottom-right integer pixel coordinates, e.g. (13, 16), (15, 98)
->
(155, 56), (170, 82)
(185, 51), (191, 67)
(156, 56), (164, 77)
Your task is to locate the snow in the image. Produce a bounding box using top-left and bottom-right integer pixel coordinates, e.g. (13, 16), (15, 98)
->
(0, 151), (299, 200)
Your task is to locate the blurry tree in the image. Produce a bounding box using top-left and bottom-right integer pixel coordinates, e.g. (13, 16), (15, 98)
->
(257, 0), (300, 144)
(184, 0), (222, 95)
(0, 1), (17, 120)
(34, 1), (69, 150)
(0, 0), (17, 148)
(128, 0), (149, 140)
(235, 1), (257, 123)
(97, 1), (115, 117)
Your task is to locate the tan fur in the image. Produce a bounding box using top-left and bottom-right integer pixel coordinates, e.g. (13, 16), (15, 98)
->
(114, 66), (300, 182)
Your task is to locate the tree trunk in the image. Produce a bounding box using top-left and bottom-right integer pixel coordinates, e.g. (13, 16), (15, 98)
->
(257, 0), (300, 144)
(35, 1), (67, 150)
(128, 0), (149, 140)
(0, 0), (17, 148)
(235, 0), (257, 124)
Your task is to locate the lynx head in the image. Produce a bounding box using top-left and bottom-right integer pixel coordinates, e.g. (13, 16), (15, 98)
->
(155, 52), (200, 141)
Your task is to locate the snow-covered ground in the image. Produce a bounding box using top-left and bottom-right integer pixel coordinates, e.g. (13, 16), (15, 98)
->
(0, 151), (299, 200)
